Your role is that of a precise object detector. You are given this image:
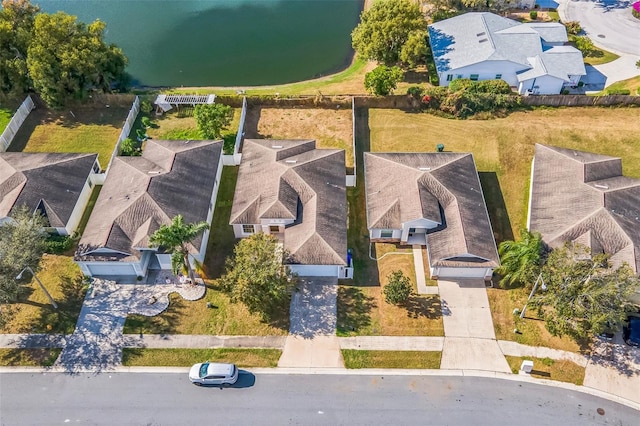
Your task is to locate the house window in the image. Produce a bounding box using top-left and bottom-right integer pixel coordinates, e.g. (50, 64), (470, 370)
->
(380, 229), (393, 238)
(446, 74), (453, 82)
(87, 177), (93, 188)
(470, 74), (479, 81)
(269, 225), (280, 233)
(495, 74), (502, 79)
(92, 161), (101, 174)
(456, 74), (463, 79)
(242, 224), (254, 234)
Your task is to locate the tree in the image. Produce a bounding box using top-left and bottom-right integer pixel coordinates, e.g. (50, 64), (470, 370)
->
(399, 30), (428, 69)
(573, 36), (595, 57)
(383, 270), (413, 305)
(0, 0), (39, 94)
(193, 103), (233, 139)
(495, 229), (545, 289)
(0, 205), (47, 304)
(220, 233), (294, 321)
(530, 244), (640, 341)
(564, 21), (582, 36)
(364, 65), (404, 96)
(351, 0), (427, 65)
(26, 11), (127, 107)
(149, 215), (209, 287)
(120, 137), (140, 156)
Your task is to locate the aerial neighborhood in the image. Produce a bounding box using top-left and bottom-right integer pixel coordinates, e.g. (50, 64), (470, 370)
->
(0, 0), (639, 422)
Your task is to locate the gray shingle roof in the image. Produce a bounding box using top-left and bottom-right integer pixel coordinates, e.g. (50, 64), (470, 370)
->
(230, 139), (347, 266)
(529, 144), (640, 273)
(76, 140), (222, 262)
(0, 152), (97, 228)
(428, 12), (585, 80)
(364, 153), (499, 269)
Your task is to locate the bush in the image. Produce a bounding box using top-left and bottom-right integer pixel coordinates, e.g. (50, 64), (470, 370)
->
(141, 116), (152, 128)
(574, 36), (595, 56)
(636, 59), (640, 69)
(222, 132), (237, 155)
(383, 271), (413, 305)
(140, 100), (153, 114)
(564, 21), (582, 36)
(427, 79), (518, 118)
(407, 86), (425, 98)
(529, 10), (538, 20)
(633, 2), (640, 19)
(637, 87), (640, 95)
(44, 234), (75, 254)
(120, 137), (141, 156)
(606, 88), (631, 95)
(364, 65), (404, 96)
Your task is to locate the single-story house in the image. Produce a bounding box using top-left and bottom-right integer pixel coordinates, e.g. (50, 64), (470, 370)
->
(230, 139), (350, 278)
(528, 144), (640, 275)
(428, 12), (586, 95)
(0, 152), (100, 235)
(364, 152), (499, 280)
(76, 139), (223, 278)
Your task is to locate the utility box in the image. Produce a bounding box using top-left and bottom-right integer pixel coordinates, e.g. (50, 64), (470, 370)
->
(520, 360), (534, 374)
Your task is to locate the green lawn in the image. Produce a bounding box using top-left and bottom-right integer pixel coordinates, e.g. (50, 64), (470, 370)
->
(583, 47), (620, 66)
(596, 74), (640, 96)
(505, 356), (585, 385)
(342, 350), (441, 369)
(0, 106), (13, 133)
(122, 348), (281, 367)
(75, 185), (102, 238)
(0, 348), (61, 367)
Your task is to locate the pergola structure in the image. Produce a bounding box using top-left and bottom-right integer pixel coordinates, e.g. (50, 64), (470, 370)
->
(154, 94), (216, 114)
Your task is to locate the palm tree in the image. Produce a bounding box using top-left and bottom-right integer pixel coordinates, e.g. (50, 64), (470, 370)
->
(149, 215), (209, 286)
(495, 229), (545, 288)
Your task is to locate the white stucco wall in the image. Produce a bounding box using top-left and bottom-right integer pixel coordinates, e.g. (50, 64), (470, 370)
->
(370, 228), (403, 239)
(439, 60), (529, 88)
(518, 74), (565, 95)
(64, 178), (94, 236)
(197, 153), (224, 262)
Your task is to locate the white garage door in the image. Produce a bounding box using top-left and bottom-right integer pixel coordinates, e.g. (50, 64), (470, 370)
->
(436, 267), (487, 279)
(88, 263), (136, 276)
(288, 265), (339, 277)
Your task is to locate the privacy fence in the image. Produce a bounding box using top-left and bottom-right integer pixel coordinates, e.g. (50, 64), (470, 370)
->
(105, 96), (140, 177)
(1, 95), (35, 152)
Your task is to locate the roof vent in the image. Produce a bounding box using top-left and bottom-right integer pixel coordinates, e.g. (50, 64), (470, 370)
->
(285, 160), (297, 164)
(148, 171), (161, 174)
(479, 38), (488, 43)
(418, 167), (431, 171)
(476, 32), (486, 36)
(594, 184), (609, 189)
(272, 145), (283, 149)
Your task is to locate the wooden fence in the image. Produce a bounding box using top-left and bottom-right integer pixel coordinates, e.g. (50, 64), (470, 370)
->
(520, 95), (640, 107)
(1, 95), (35, 152)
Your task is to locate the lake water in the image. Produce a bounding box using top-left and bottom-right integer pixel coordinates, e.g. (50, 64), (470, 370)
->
(35, 0), (362, 87)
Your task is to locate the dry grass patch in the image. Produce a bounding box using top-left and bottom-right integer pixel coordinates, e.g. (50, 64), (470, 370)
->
(487, 288), (582, 353)
(0, 255), (87, 334)
(122, 348), (281, 368)
(505, 356), (585, 385)
(244, 107), (354, 169)
(0, 348), (61, 367)
(368, 108), (640, 242)
(8, 105), (129, 167)
(342, 350), (441, 369)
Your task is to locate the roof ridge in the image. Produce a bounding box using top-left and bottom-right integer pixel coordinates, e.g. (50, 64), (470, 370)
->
(480, 13), (497, 51)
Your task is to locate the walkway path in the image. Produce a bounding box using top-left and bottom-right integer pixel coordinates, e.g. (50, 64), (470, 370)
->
(278, 277), (343, 368)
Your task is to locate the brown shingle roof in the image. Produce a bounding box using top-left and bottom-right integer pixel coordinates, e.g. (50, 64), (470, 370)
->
(0, 152), (97, 228)
(529, 144), (640, 273)
(364, 152), (499, 269)
(76, 140), (222, 262)
(230, 139), (347, 266)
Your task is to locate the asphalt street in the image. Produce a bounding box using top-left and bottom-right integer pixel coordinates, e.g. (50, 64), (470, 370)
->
(0, 372), (637, 425)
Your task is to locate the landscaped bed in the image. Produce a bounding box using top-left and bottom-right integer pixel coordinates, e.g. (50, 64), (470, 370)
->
(342, 350), (441, 369)
(0, 348), (61, 367)
(7, 104), (130, 167)
(505, 355), (585, 385)
(121, 348), (282, 368)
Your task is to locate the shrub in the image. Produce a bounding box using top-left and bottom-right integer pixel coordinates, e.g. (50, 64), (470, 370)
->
(637, 87), (640, 95)
(564, 21), (582, 36)
(574, 36), (595, 56)
(141, 116), (152, 128)
(633, 2), (640, 19)
(120, 137), (141, 156)
(606, 88), (631, 95)
(529, 10), (538, 20)
(44, 234), (75, 254)
(636, 59), (640, 69)
(407, 86), (425, 97)
(364, 65), (404, 96)
(222, 132), (237, 155)
(383, 270), (413, 305)
(140, 100), (153, 114)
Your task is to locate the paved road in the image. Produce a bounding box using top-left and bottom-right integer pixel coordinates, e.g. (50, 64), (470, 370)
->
(0, 372), (637, 425)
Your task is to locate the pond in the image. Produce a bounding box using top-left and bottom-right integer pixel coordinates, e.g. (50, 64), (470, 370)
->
(36, 0), (362, 87)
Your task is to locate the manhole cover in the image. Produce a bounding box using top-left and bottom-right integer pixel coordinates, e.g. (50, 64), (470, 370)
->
(597, 408), (605, 415)
(597, 34), (606, 38)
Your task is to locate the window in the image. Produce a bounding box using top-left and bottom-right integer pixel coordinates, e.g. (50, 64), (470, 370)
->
(242, 224), (254, 234)
(470, 74), (479, 81)
(456, 75), (463, 79)
(269, 225), (280, 233)
(446, 74), (453, 82)
(92, 161), (101, 174)
(495, 74), (502, 80)
(380, 229), (393, 238)
(87, 177), (93, 188)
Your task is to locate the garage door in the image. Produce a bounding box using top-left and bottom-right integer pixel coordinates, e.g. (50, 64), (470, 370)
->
(435, 267), (487, 279)
(87, 263), (136, 276)
(288, 265), (339, 277)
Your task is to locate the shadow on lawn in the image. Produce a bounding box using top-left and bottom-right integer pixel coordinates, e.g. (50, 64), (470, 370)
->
(404, 294), (441, 320)
(336, 286), (376, 335)
(478, 171), (514, 244)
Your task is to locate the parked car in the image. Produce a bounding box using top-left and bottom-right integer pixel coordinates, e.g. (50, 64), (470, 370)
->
(623, 316), (640, 347)
(189, 362), (238, 386)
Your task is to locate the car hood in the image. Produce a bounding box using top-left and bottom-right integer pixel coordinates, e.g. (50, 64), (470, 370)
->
(189, 363), (202, 380)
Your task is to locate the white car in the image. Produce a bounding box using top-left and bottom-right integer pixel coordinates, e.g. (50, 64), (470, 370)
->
(189, 362), (239, 386)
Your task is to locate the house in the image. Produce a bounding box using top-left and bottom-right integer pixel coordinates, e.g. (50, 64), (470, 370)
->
(0, 152), (100, 235)
(528, 144), (640, 275)
(230, 139), (349, 278)
(76, 139), (223, 278)
(428, 12), (586, 95)
(364, 152), (499, 280)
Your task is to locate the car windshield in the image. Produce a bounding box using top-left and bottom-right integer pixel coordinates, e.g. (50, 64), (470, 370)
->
(199, 363), (209, 378)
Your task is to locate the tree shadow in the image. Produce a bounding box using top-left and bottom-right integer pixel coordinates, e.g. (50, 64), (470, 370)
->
(242, 105), (261, 139)
(336, 286), (376, 335)
(0, 348), (60, 367)
(403, 69), (431, 84)
(478, 171), (514, 245)
(123, 295), (186, 335)
(404, 295), (441, 320)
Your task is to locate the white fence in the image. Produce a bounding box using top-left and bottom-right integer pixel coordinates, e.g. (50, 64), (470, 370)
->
(222, 96), (247, 166)
(105, 96), (140, 174)
(347, 96), (356, 187)
(1, 95), (35, 152)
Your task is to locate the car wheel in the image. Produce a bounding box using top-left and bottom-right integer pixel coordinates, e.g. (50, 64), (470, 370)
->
(193, 382), (203, 386)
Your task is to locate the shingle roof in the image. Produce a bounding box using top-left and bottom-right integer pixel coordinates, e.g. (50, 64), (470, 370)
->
(76, 140), (222, 262)
(230, 139), (347, 266)
(0, 152), (97, 228)
(529, 144), (640, 273)
(428, 12), (585, 80)
(364, 153), (499, 269)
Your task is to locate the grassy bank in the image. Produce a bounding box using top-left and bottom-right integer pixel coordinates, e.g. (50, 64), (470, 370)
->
(0, 348), (61, 367)
(122, 348), (281, 367)
(342, 350), (441, 369)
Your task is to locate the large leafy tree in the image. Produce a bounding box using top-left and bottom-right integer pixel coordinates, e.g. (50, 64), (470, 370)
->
(399, 30), (428, 69)
(0, 205), (47, 304)
(220, 233), (294, 321)
(351, 0), (427, 66)
(531, 244), (640, 341)
(0, 0), (39, 94)
(194, 103), (233, 139)
(364, 65), (404, 96)
(496, 229), (545, 288)
(149, 215), (209, 286)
